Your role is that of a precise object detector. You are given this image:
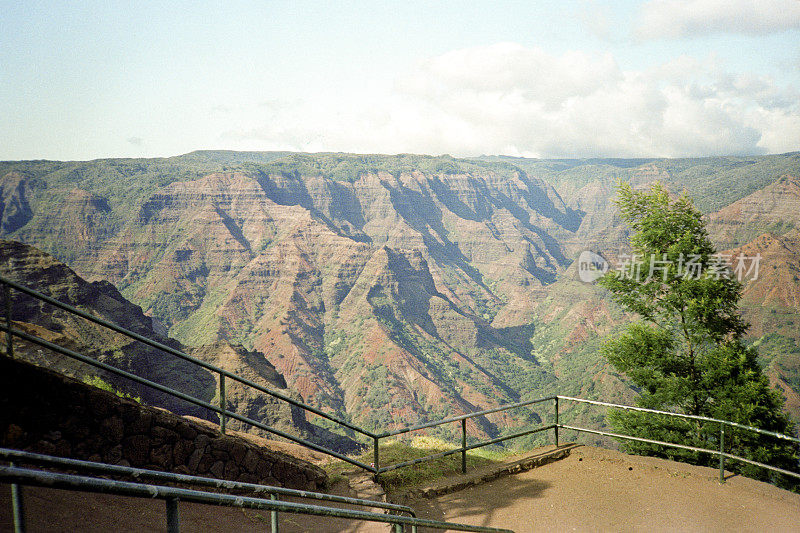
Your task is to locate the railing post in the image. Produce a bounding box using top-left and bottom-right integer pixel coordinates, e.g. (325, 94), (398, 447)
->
(461, 418), (467, 474)
(3, 282), (13, 358)
(554, 396), (559, 448)
(219, 373), (226, 434)
(373, 436), (380, 481)
(270, 494), (279, 533)
(393, 523), (404, 532)
(719, 423), (725, 484)
(166, 496), (180, 533)
(10, 462), (25, 533)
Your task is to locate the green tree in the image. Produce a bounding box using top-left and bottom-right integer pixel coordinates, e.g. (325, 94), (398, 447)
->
(598, 182), (797, 485)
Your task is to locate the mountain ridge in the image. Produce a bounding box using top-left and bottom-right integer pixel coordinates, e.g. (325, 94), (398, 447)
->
(2, 151), (799, 435)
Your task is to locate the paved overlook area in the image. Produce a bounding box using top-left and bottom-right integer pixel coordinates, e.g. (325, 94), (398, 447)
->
(3, 445), (799, 532)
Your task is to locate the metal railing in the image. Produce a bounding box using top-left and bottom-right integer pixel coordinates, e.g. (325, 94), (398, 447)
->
(3, 275), (800, 486)
(369, 394), (800, 484)
(556, 396), (800, 484)
(373, 395), (557, 476)
(0, 275), (377, 472)
(0, 462), (513, 533)
(0, 446), (415, 533)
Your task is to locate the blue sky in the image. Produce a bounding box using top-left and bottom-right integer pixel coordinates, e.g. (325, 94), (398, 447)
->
(1, 0), (799, 160)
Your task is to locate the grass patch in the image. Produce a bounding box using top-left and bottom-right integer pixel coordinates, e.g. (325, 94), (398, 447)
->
(82, 374), (142, 403)
(324, 436), (513, 491)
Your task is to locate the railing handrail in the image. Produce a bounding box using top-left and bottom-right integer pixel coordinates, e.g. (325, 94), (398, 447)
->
(0, 465), (514, 533)
(0, 275), (374, 438)
(558, 424), (800, 481)
(370, 395), (800, 477)
(558, 396), (800, 483)
(377, 425), (557, 474)
(0, 324), (375, 472)
(378, 395), (556, 438)
(0, 447), (412, 516)
(557, 395), (800, 445)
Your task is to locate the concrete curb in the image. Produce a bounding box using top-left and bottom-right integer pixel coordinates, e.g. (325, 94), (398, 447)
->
(406, 444), (577, 499)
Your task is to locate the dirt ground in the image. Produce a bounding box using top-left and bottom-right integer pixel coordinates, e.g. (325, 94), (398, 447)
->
(0, 480), (387, 533)
(2, 446), (799, 532)
(406, 446), (800, 532)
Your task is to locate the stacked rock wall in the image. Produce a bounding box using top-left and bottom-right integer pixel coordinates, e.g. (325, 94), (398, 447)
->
(0, 356), (326, 491)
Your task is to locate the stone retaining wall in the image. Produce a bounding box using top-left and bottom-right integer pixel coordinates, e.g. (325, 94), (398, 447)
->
(0, 356), (327, 491)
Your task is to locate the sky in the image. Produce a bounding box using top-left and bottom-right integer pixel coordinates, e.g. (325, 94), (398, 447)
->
(1, 0), (799, 161)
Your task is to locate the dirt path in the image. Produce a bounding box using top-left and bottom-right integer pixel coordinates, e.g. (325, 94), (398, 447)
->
(3, 446), (799, 532)
(0, 479), (386, 532)
(405, 446), (800, 532)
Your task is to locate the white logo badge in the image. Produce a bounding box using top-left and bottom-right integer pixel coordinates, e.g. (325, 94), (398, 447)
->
(577, 251), (609, 283)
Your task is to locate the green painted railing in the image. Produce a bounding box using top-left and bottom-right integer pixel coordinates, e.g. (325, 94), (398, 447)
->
(0, 461), (513, 533)
(0, 447), (415, 519)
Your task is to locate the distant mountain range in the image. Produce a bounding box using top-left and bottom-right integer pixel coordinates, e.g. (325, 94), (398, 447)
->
(2, 151), (798, 439)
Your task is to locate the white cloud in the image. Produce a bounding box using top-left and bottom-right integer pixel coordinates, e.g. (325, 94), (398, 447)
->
(220, 44), (800, 158)
(577, 1), (615, 41)
(636, 0), (800, 40)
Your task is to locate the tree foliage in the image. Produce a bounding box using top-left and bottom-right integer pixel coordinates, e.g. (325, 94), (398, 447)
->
(599, 182), (797, 486)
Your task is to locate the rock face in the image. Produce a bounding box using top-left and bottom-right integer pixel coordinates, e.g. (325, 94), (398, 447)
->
(0, 239), (356, 451)
(0, 356), (326, 491)
(726, 231), (800, 313)
(0, 238), (216, 418)
(0, 172), (33, 233)
(190, 342), (307, 433)
(188, 342), (360, 453)
(718, 231), (800, 409)
(126, 169), (573, 434)
(21, 167), (576, 435)
(706, 175), (800, 249)
(2, 152), (799, 432)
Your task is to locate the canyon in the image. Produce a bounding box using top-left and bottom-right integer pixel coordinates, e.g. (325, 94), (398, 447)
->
(1, 151), (798, 441)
